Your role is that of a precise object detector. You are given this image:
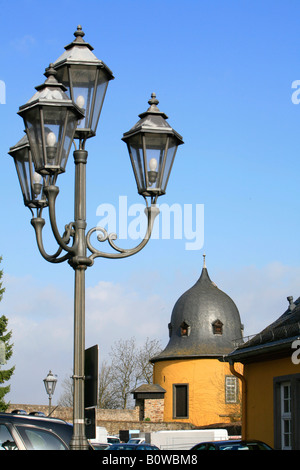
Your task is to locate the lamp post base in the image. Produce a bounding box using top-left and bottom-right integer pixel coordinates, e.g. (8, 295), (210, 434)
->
(69, 434), (90, 451)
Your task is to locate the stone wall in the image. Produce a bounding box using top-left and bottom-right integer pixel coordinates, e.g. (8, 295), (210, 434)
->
(97, 419), (195, 436)
(7, 404), (195, 436)
(7, 404), (73, 422)
(7, 404), (139, 424)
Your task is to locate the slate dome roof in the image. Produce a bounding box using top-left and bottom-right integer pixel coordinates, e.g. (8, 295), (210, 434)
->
(152, 257), (243, 362)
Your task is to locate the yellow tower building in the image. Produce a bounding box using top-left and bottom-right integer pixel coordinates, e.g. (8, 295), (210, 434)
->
(151, 257), (244, 427)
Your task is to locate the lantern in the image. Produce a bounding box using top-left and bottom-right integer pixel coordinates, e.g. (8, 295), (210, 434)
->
(122, 93), (183, 201)
(18, 64), (84, 176)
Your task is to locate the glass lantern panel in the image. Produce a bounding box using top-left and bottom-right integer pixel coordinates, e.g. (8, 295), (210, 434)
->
(60, 110), (79, 172)
(90, 71), (109, 134)
(45, 380), (56, 395)
(24, 105), (77, 174)
(68, 64), (98, 130)
(14, 146), (31, 203)
(24, 108), (44, 173)
(42, 105), (78, 173)
(128, 134), (145, 193)
(160, 137), (178, 192)
(42, 106), (68, 172)
(144, 133), (168, 192)
(13, 147), (46, 207)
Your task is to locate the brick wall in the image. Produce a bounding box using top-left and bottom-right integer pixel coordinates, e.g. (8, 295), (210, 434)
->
(144, 398), (165, 422)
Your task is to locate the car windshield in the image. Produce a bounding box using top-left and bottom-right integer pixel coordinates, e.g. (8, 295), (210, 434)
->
(109, 444), (137, 450)
(16, 425), (68, 450)
(218, 441), (271, 450)
(107, 437), (120, 443)
(0, 424), (18, 450)
(219, 443), (249, 450)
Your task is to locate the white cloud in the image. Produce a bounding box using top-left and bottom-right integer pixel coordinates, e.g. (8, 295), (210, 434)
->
(85, 280), (169, 355)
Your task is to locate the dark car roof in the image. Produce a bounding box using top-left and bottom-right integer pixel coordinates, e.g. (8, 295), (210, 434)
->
(0, 412), (69, 426)
(0, 412), (73, 447)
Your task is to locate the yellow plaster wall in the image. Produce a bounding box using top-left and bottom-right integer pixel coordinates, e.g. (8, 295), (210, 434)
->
(154, 358), (242, 427)
(243, 357), (299, 448)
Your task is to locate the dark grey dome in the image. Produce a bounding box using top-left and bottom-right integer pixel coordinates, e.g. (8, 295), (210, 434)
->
(152, 263), (243, 362)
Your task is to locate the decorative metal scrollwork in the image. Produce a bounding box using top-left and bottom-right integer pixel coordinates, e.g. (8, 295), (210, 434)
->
(30, 190), (159, 264)
(86, 205), (159, 261)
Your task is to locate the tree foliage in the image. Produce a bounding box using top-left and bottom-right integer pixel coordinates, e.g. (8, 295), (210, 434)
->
(0, 258), (15, 411)
(102, 337), (162, 409)
(98, 360), (119, 409)
(57, 373), (73, 407)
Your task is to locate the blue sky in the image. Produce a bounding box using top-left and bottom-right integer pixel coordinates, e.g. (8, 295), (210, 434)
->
(1, 0), (300, 405)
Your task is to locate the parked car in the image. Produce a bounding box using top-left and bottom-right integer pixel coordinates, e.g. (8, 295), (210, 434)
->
(10, 409), (27, 415)
(28, 411), (46, 417)
(191, 439), (273, 450)
(107, 435), (120, 444)
(128, 438), (145, 444)
(107, 443), (159, 450)
(90, 442), (111, 450)
(0, 412), (73, 450)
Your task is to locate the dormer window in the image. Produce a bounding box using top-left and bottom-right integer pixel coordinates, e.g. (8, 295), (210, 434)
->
(212, 319), (223, 335)
(180, 321), (190, 337)
(168, 322), (172, 338)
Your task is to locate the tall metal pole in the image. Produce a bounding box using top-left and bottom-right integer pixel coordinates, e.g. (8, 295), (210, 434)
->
(48, 394), (52, 417)
(69, 147), (90, 450)
(70, 265), (88, 449)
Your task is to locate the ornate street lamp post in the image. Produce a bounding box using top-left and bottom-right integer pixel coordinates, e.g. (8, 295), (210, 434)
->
(9, 26), (183, 450)
(43, 370), (57, 416)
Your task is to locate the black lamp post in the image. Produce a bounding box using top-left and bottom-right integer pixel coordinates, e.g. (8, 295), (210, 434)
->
(9, 26), (183, 450)
(43, 370), (57, 416)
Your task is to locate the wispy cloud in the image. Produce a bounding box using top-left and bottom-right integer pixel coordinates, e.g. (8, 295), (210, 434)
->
(10, 35), (36, 54)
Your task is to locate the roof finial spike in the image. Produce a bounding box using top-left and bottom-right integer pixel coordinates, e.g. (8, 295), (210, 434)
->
(203, 253), (206, 269)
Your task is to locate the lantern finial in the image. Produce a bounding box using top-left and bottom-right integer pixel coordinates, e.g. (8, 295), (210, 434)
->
(74, 25), (85, 38)
(44, 63), (57, 78)
(64, 24), (94, 51)
(148, 92), (159, 106)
